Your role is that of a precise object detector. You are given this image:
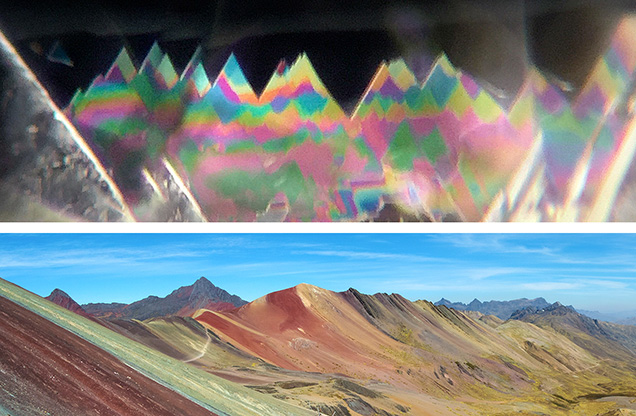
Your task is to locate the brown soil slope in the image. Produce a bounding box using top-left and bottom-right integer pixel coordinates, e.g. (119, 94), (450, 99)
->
(341, 290), (538, 395)
(0, 295), (217, 416)
(100, 315), (261, 369)
(97, 317), (192, 360)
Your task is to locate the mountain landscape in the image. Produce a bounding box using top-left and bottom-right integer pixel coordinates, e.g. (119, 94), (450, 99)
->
(81, 276), (247, 320)
(437, 297), (636, 324)
(4, 276), (636, 416)
(435, 296), (552, 319)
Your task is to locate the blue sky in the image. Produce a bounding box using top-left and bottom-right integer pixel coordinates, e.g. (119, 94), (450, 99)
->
(0, 233), (635, 314)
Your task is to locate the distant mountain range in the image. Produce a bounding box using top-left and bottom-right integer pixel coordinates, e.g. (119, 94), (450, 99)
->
(619, 317), (636, 325)
(49, 277), (247, 320)
(435, 297), (552, 320)
(576, 309), (636, 324)
(436, 297), (636, 324)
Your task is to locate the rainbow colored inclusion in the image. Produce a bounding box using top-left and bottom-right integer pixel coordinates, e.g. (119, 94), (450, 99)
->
(65, 17), (636, 221)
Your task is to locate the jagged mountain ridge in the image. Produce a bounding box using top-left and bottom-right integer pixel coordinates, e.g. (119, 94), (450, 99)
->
(82, 277), (247, 320)
(82, 302), (128, 318)
(511, 302), (636, 362)
(434, 296), (551, 319)
(194, 285), (604, 400)
(437, 296), (636, 325)
(510, 301), (580, 320)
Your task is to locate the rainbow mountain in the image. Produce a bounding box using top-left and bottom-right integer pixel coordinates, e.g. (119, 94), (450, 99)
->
(65, 16), (636, 221)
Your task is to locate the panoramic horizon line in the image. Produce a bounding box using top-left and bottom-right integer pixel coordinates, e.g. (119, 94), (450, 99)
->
(43, 275), (556, 307)
(45, 277), (628, 324)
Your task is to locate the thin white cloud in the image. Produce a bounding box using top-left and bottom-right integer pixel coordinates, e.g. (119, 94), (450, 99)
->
(296, 250), (438, 262)
(0, 246), (220, 270)
(550, 254), (636, 267)
(521, 282), (582, 291)
(463, 267), (529, 280)
(211, 261), (351, 278)
(366, 278), (517, 294)
(199, 237), (328, 250)
(582, 279), (628, 289)
(520, 278), (629, 291)
(548, 274), (636, 281)
(374, 281), (456, 292)
(433, 234), (555, 256)
(282, 242), (329, 248)
(434, 234), (636, 269)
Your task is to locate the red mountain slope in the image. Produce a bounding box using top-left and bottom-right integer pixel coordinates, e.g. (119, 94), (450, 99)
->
(0, 295), (217, 416)
(193, 284), (550, 399)
(194, 284), (456, 391)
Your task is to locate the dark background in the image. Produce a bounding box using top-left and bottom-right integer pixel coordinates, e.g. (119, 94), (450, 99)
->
(1, 0), (634, 109)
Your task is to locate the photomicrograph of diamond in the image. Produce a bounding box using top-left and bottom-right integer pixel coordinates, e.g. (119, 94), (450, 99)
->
(2, 5), (636, 222)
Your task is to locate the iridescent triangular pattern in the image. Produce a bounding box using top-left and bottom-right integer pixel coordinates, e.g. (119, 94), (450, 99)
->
(64, 16), (636, 221)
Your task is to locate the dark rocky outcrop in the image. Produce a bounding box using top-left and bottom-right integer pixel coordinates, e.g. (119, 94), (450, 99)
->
(82, 277), (247, 320)
(45, 288), (89, 317)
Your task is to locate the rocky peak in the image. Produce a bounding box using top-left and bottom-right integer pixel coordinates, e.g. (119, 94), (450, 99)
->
(510, 302), (577, 320)
(436, 298), (452, 306)
(48, 288), (71, 300)
(79, 277), (247, 320)
(191, 276), (214, 293)
(45, 289), (88, 316)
